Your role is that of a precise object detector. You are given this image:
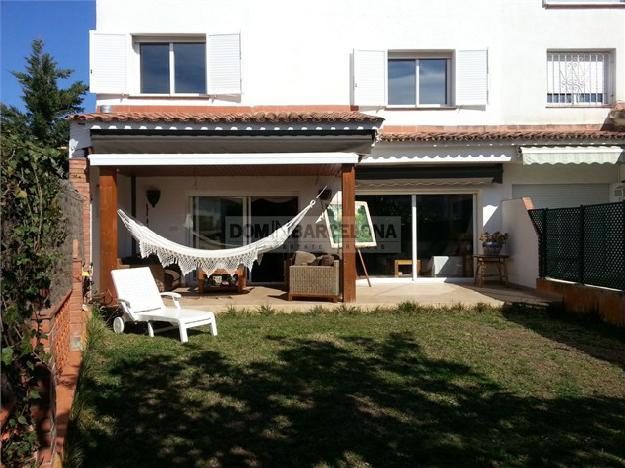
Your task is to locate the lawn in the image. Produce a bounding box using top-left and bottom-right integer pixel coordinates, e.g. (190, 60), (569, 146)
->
(66, 305), (625, 467)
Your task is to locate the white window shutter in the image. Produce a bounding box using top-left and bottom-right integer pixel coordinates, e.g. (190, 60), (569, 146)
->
(207, 33), (241, 95)
(89, 31), (129, 94)
(352, 49), (387, 107)
(456, 49), (488, 106)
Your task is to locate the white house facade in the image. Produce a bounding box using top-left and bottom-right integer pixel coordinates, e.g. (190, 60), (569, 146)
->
(70, 0), (625, 300)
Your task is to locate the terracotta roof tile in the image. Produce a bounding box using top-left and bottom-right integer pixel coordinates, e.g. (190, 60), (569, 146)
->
(70, 111), (383, 124)
(380, 126), (625, 142)
(608, 103), (625, 124)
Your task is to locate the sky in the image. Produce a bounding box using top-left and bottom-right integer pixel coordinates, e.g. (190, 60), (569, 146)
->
(1, 0), (96, 112)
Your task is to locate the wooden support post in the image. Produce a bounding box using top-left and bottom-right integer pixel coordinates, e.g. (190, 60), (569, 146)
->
(342, 164), (356, 302)
(99, 167), (118, 302)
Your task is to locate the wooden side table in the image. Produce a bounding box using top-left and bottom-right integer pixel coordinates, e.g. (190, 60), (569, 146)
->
(474, 255), (509, 287)
(394, 259), (421, 277)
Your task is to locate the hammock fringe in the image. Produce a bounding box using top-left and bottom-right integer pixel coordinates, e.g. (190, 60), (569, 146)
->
(117, 199), (317, 276)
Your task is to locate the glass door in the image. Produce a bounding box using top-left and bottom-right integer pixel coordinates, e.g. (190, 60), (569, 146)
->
(249, 196), (299, 283)
(355, 195), (413, 277)
(354, 193), (474, 279)
(189, 195), (298, 284)
(416, 194), (474, 277)
(190, 197), (246, 250)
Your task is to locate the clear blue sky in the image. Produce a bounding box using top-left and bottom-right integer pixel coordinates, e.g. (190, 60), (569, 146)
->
(1, 0), (96, 112)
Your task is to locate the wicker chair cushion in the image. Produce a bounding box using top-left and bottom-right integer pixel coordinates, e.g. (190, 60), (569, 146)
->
(293, 250), (316, 265)
(319, 254), (335, 266)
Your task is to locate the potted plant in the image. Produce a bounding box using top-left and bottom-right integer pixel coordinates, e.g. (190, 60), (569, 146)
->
(479, 231), (509, 256)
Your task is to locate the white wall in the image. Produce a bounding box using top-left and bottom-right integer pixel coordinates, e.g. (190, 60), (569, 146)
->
(94, 0), (625, 126)
(501, 198), (540, 288)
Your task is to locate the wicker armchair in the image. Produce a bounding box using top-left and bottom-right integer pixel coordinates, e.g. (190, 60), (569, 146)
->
(287, 260), (340, 302)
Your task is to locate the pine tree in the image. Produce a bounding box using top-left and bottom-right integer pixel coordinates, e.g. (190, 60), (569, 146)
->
(0, 39), (87, 155)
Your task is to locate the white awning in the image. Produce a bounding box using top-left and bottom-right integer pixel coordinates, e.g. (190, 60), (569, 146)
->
(521, 146), (624, 165)
(88, 152), (359, 166)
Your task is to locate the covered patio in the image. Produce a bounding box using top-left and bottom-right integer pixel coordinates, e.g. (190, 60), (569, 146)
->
(69, 111), (384, 303)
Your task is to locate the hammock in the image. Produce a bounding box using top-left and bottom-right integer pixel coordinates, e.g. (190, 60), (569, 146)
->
(117, 198), (318, 276)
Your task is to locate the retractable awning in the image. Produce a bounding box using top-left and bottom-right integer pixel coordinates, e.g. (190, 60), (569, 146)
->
(520, 146), (624, 165)
(88, 152), (359, 166)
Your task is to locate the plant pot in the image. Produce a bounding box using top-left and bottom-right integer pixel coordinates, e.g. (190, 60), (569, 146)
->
(482, 241), (502, 256)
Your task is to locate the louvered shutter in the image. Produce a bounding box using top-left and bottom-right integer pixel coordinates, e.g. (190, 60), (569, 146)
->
(455, 49), (488, 106)
(352, 49), (387, 107)
(207, 33), (241, 95)
(89, 31), (130, 94)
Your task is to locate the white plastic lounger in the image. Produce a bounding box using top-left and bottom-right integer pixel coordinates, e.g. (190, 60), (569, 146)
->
(111, 267), (217, 343)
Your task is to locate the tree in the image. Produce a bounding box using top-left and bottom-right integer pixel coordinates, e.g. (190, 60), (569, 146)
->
(0, 39), (87, 156)
(1, 131), (66, 464)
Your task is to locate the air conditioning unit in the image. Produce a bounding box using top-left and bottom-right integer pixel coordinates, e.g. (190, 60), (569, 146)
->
(612, 183), (625, 202)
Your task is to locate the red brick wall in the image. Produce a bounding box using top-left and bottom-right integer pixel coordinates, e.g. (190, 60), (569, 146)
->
(32, 236), (87, 466)
(68, 158), (91, 267)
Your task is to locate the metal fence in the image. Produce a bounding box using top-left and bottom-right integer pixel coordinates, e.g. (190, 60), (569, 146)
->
(48, 181), (84, 305)
(529, 201), (625, 291)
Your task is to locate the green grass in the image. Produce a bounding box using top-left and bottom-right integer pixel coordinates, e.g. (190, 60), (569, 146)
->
(65, 305), (625, 467)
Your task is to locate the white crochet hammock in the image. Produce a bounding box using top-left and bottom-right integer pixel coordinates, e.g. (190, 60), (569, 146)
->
(117, 198), (318, 276)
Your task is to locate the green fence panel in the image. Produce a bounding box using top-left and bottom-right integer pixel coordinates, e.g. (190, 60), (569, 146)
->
(529, 201), (624, 291)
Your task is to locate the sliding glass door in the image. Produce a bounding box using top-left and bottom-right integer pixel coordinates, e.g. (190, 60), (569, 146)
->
(249, 196), (298, 283)
(416, 195), (474, 278)
(190, 195), (298, 283)
(356, 195), (413, 277)
(355, 193), (475, 279)
(191, 197), (245, 250)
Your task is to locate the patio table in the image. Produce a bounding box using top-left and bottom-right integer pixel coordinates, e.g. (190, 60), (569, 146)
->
(473, 255), (509, 287)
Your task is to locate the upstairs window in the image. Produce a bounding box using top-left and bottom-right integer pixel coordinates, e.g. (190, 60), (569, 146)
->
(388, 56), (450, 106)
(547, 51), (613, 106)
(89, 32), (241, 95)
(140, 41), (206, 94)
(352, 48), (486, 107)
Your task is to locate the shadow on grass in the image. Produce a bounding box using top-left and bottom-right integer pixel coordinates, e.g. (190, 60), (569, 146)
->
(503, 307), (625, 371)
(66, 329), (625, 467)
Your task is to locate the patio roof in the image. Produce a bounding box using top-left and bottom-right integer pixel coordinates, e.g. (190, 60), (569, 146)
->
(70, 111), (383, 156)
(70, 111), (384, 125)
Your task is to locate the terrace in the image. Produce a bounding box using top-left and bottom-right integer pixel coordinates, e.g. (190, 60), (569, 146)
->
(173, 282), (558, 313)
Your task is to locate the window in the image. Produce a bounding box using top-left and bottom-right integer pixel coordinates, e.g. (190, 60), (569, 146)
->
(388, 57), (450, 106)
(140, 42), (206, 94)
(547, 51), (613, 106)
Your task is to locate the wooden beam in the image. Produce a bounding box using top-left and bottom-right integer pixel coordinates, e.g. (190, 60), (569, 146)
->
(99, 167), (118, 302)
(341, 164), (356, 302)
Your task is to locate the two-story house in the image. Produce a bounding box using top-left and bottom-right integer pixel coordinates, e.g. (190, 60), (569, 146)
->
(69, 0), (625, 301)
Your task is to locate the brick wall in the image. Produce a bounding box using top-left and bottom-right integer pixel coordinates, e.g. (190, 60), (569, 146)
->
(68, 158), (91, 266)
(32, 232), (88, 466)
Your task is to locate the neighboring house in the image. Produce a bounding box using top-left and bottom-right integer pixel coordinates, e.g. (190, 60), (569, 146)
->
(69, 0), (625, 301)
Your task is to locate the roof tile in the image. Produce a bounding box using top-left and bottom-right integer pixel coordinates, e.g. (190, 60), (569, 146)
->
(380, 126), (625, 142)
(70, 111), (383, 123)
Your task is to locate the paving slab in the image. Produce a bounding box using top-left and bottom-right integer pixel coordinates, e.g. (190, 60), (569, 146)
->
(174, 282), (555, 313)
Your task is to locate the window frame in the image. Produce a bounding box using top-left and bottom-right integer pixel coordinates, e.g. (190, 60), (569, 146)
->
(545, 49), (614, 108)
(135, 35), (207, 97)
(387, 52), (453, 109)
